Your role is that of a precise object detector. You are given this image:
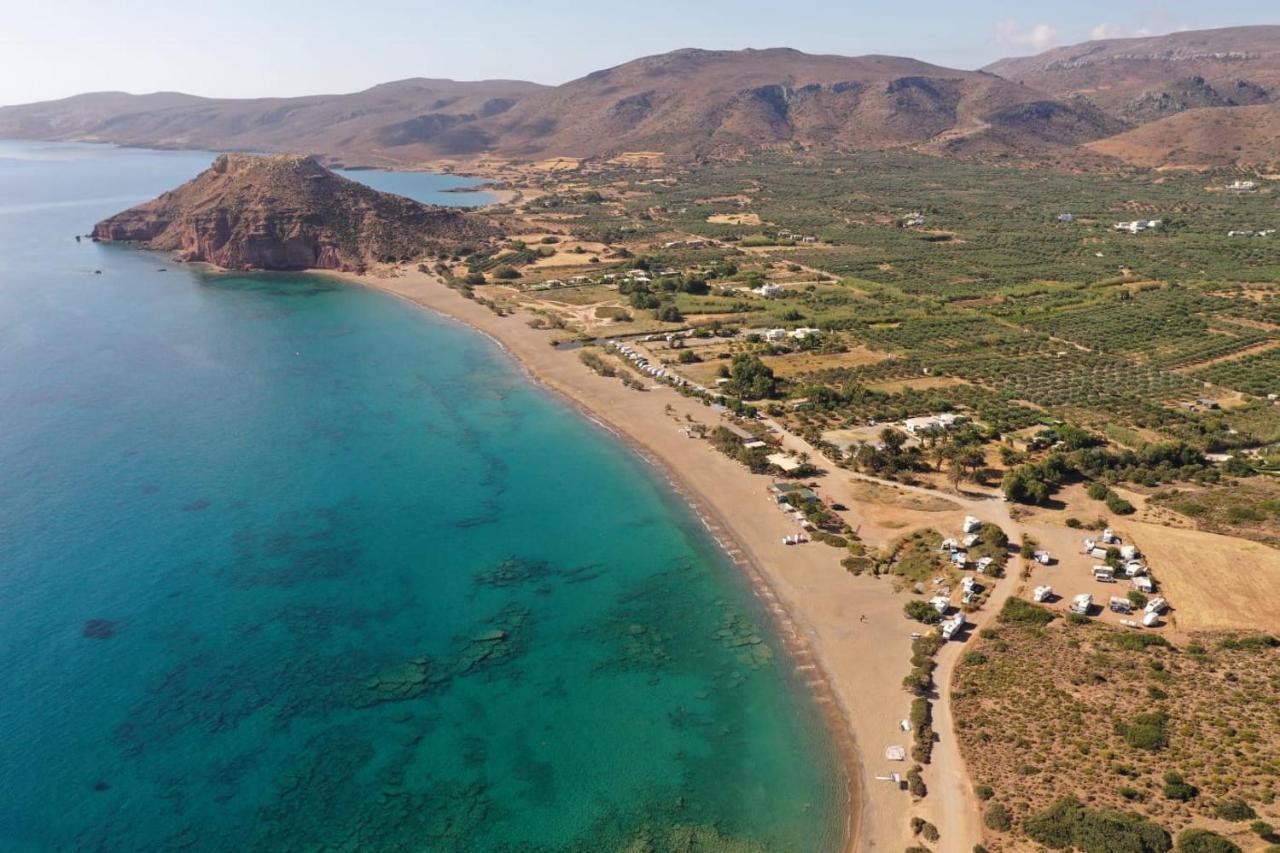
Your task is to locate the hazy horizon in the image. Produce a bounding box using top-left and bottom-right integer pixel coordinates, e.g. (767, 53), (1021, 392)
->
(3, 1), (1278, 107)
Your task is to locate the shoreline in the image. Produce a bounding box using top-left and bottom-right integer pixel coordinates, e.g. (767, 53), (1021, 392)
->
(330, 267), (890, 850)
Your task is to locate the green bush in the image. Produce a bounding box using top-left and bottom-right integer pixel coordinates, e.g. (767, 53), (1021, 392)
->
(1175, 828), (1242, 853)
(491, 265), (520, 280)
(985, 803), (1013, 832)
(976, 784), (994, 801)
(910, 816), (940, 842)
(906, 763), (926, 797)
(1120, 712), (1170, 751)
(905, 600), (942, 624)
(1110, 633), (1170, 652)
(1215, 798), (1257, 821)
(1106, 491), (1137, 515)
(998, 597), (1056, 625)
(1025, 797), (1171, 852)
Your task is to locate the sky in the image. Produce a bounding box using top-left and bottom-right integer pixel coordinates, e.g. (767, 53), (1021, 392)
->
(3, 0), (1277, 106)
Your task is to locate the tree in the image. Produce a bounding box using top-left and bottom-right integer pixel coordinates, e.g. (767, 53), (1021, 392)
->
(729, 354), (779, 400)
(655, 304), (683, 323)
(880, 427), (907, 452)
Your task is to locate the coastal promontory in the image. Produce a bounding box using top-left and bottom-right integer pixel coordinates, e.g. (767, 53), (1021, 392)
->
(91, 153), (497, 272)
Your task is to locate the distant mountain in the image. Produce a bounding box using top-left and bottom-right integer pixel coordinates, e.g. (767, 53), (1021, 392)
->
(0, 79), (548, 166)
(986, 26), (1280, 168)
(985, 26), (1280, 122)
(14, 37), (1280, 166)
(0, 50), (1123, 163)
(466, 48), (1121, 159)
(91, 153), (498, 271)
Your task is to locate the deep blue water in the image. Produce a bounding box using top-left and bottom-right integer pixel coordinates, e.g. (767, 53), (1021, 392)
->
(0, 141), (844, 851)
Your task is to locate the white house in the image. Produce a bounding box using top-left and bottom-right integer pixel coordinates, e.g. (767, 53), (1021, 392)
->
(1071, 593), (1093, 614)
(754, 284), (785, 298)
(791, 327), (820, 340)
(1033, 585), (1053, 602)
(940, 613), (965, 641)
(1115, 219), (1162, 234)
(1033, 550), (1052, 565)
(962, 515), (982, 534)
(1132, 576), (1155, 594)
(904, 413), (961, 435)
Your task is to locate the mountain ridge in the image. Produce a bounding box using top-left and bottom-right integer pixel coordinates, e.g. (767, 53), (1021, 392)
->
(4, 27), (1278, 167)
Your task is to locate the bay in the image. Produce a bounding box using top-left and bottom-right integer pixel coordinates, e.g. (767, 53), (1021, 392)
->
(0, 140), (844, 852)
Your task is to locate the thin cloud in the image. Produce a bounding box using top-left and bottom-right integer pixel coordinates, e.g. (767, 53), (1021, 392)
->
(993, 21), (1061, 54)
(1090, 22), (1156, 39)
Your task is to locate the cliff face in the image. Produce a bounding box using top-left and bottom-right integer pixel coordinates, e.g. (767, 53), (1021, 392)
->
(91, 154), (498, 271)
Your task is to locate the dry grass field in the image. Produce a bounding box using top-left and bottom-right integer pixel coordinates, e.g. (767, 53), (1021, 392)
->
(1125, 521), (1280, 633)
(706, 212), (763, 225)
(759, 345), (887, 378)
(955, 612), (1280, 852)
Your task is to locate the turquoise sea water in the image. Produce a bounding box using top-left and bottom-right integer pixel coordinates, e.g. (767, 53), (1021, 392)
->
(0, 141), (844, 851)
(332, 167), (497, 207)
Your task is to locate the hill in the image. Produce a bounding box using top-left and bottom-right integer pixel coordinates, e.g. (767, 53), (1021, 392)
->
(985, 26), (1280, 122)
(0, 79), (548, 167)
(91, 153), (498, 271)
(0, 50), (1121, 163)
(1086, 103), (1280, 168)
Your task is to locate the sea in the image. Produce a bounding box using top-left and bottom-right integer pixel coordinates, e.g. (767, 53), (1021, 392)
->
(0, 141), (845, 852)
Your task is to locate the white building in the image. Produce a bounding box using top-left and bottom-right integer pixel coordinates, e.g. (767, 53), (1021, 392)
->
(903, 413), (961, 435)
(1115, 219), (1163, 234)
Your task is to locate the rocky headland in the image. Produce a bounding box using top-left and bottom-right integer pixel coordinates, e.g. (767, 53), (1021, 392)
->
(91, 153), (498, 272)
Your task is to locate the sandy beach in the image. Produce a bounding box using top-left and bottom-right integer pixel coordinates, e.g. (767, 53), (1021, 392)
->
(332, 267), (1005, 852)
